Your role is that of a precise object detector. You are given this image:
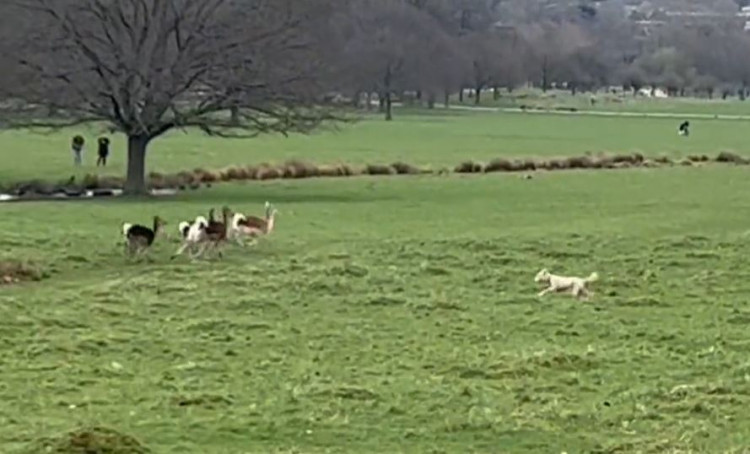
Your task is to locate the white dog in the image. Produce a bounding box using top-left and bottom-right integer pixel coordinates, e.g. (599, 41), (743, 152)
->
(534, 268), (599, 300)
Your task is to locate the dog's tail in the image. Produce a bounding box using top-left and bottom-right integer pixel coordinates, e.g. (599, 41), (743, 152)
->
(585, 272), (599, 283)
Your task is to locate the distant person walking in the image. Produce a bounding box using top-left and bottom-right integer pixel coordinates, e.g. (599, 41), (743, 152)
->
(97, 136), (110, 167)
(678, 121), (690, 137)
(71, 135), (85, 166)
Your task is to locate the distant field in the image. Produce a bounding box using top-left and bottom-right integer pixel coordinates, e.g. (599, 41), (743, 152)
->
(454, 89), (750, 117)
(4, 103), (750, 453)
(1, 108), (750, 184)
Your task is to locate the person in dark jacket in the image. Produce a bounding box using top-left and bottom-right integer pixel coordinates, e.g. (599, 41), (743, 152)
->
(96, 137), (110, 166)
(678, 121), (690, 137)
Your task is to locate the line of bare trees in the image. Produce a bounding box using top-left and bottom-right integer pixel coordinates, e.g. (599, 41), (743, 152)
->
(1, 0), (750, 193)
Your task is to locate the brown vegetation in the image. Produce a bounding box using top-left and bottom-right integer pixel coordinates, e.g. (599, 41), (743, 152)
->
(26, 426), (150, 454)
(2, 151), (749, 199)
(0, 260), (45, 285)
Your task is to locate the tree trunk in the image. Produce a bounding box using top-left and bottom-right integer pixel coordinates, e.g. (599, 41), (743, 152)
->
(366, 92), (373, 111)
(378, 96), (385, 112)
(458, 89), (464, 103)
(474, 86), (481, 104)
(493, 86), (500, 100)
(125, 134), (150, 195)
(385, 92), (393, 121)
(230, 105), (240, 125)
(384, 65), (393, 121)
(443, 90), (450, 108)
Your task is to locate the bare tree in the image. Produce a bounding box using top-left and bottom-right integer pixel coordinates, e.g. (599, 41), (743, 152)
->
(337, 0), (454, 120)
(1, 0), (340, 194)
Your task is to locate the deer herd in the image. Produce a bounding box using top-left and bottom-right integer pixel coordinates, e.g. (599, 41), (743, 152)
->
(121, 201), (278, 261)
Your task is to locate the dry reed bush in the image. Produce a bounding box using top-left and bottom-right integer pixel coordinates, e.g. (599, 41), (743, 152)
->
(283, 160), (319, 179)
(176, 171), (198, 184)
(254, 165), (283, 180)
(654, 156), (673, 165)
(483, 158), (514, 172)
(316, 165), (342, 177)
(364, 164), (396, 175)
(516, 159), (537, 171)
(193, 168), (219, 183)
(688, 154), (710, 163)
(98, 175), (125, 189)
(12, 179), (56, 195)
(163, 173), (189, 188)
(455, 161), (483, 173)
(81, 173), (101, 189)
(0, 259), (45, 284)
(148, 174), (167, 189)
(222, 166), (250, 181)
(27, 426), (150, 454)
(391, 161), (421, 175)
(316, 163), (359, 177)
(541, 158), (569, 170)
(564, 156), (595, 169)
(716, 151), (747, 164)
(679, 159), (693, 166)
(613, 153), (645, 165)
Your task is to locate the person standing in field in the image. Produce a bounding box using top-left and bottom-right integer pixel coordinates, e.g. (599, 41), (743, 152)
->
(71, 135), (85, 166)
(97, 136), (110, 167)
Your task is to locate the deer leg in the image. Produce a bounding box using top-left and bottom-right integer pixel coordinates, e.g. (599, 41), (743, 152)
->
(172, 242), (190, 260)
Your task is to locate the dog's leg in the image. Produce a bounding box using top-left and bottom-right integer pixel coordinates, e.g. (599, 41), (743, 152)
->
(538, 287), (554, 297)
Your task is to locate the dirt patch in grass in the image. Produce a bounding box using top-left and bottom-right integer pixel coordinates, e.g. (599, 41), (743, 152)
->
(0, 260), (45, 285)
(24, 426), (150, 454)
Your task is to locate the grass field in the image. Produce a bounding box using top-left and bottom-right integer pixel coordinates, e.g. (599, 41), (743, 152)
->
(2, 108), (750, 184)
(453, 89), (750, 117)
(3, 109), (750, 453)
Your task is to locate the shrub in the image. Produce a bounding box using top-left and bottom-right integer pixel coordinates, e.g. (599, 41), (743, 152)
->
(517, 159), (537, 171)
(716, 151), (747, 164)
(98, 176), (125, 189)
(542, 158), (569, 170)
(565, 156), (594, 169)
(654, 156), (673, 165)
(484, 158), (514, 172)
(364, 164), (396, 175)
(283, 160), (318, 179)
(255, 166), (282, 180)
(391, 161), (421, 175)
(317, 165), (342, 177)
(454, 161), (483, 173)
(193, 168), (219, 183)
(81, 173), (101, 190)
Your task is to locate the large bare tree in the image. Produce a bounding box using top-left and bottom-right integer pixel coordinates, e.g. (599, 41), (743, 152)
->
(1, 0), (339, 194)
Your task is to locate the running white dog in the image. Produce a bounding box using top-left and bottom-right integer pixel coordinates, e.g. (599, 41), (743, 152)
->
(534, 268), (599, 300)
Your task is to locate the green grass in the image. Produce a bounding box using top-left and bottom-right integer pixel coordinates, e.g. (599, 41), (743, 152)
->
(2, 109), (750, 184)
(4, 109), (750, 452)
